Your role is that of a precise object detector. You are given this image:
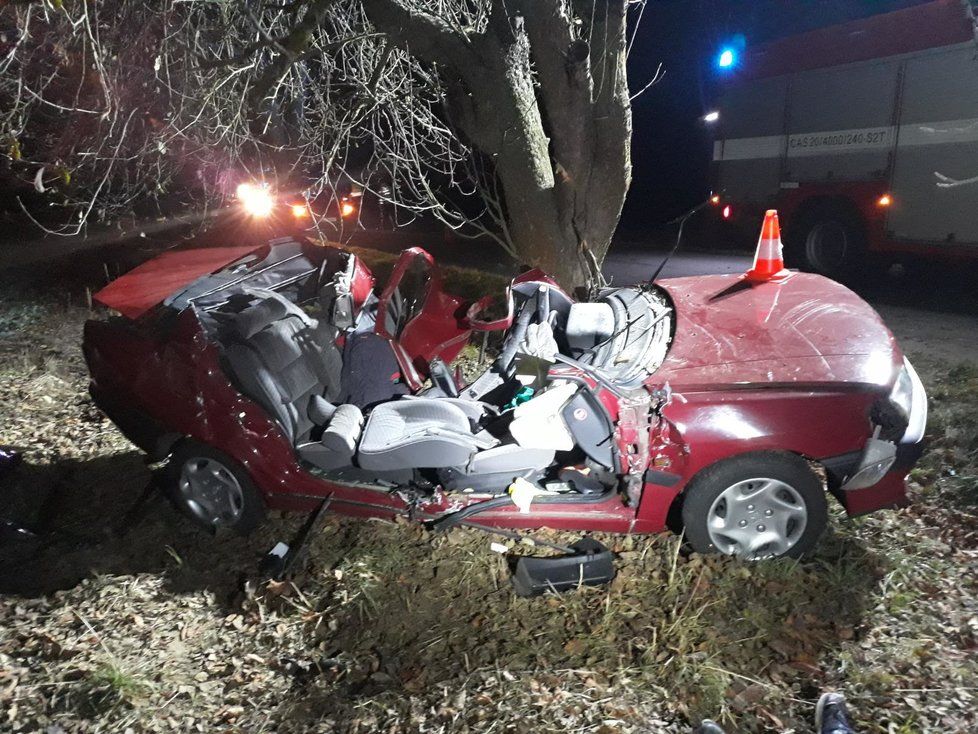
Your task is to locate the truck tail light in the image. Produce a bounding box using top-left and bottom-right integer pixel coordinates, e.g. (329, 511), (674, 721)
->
(722, 205), (732, 219)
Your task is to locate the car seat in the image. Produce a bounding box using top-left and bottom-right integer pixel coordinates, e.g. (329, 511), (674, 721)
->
(356, 398), (496, 471)
(353, 382), (576, 478)
(220, 291), (343, 444)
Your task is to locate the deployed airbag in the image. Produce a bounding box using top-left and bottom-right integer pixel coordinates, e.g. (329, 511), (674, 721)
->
(509, 382), (578, 451)
(565, 302), (615, 353)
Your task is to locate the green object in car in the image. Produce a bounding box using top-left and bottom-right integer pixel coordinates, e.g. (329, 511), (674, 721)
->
(503, 386), (535, 411)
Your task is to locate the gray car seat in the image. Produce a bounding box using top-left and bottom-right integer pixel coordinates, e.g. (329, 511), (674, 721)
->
(356, 397), (556, 480)
(221, 293), (343, 444)
(357, 398), (492, 471)
(296, 403), (365, 470)
(437, 444), (557, 493)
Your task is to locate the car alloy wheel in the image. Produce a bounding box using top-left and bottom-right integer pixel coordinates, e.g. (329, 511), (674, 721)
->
(177, 456), (245, 527)
(706, 477), (808, 560)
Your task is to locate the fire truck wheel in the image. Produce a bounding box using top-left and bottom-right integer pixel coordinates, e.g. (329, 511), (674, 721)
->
(786, 202), (866, 280)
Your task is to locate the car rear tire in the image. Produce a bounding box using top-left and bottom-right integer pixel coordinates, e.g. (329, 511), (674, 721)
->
(681, 452), (827, 560)
(166, 442), (264, 535)
(786, 202), (866, 281)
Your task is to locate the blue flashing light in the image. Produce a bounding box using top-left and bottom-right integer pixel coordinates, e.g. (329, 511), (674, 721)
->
(717, 48), (736, 69)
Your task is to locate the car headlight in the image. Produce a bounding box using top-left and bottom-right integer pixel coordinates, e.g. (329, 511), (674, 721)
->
(871, 361), (913, 441)
(843, 436), (897, 490)
(888, 362), (914, 423)
(237, 182), (275, 217)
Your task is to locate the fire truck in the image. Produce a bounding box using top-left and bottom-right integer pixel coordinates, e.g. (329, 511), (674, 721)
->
(710, 0), (978, 278)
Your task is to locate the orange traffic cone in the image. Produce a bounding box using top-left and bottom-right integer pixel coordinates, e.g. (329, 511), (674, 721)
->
(745, 209), (790, 282)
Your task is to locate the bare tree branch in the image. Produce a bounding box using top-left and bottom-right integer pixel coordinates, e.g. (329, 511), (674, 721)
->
(0, 0), (647, 286)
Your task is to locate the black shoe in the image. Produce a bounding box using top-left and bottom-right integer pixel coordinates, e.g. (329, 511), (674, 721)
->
(816, 692), (855, 734)
(0, 446), (22, 481)
(693, 721), (726, 734)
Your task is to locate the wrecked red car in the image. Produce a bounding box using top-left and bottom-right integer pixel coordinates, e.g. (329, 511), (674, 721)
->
(83, 232), (926, 561)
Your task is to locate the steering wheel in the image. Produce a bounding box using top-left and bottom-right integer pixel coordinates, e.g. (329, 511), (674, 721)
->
(494, 284), (560, 374)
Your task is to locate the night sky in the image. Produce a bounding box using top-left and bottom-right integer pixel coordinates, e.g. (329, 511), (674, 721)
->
(622, 0), (934, 230)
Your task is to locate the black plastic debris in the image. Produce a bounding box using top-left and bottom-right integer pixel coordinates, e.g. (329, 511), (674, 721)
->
(511, 537), (615, 597)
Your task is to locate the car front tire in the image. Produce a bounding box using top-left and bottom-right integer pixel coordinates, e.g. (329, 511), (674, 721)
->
(681, 452), (827, 560)
(166, 442), (265, 535)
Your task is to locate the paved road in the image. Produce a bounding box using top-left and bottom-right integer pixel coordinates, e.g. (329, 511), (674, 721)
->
(603, 247), (750, 283)
(0, 211), (222, 271)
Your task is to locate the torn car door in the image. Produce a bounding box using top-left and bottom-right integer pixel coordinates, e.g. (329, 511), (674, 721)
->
(374, 248), (473, 390)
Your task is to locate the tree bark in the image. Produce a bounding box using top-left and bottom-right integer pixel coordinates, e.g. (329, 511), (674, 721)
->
(362, 0), (631, 289)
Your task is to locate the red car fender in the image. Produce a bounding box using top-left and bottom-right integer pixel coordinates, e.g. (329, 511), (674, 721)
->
(633, 387), (879, 532)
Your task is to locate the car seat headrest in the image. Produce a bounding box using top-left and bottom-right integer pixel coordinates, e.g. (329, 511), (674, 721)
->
(233, 297), (290, 339)
(308, 394), (337, 426)
(320, 403), (364, 458)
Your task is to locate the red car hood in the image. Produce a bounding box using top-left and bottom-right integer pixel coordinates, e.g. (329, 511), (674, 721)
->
(655, 272), (901, 389)
(93, 244), (259, 319)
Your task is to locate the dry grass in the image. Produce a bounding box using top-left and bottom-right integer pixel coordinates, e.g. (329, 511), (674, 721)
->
(0, 269), (976, 733)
